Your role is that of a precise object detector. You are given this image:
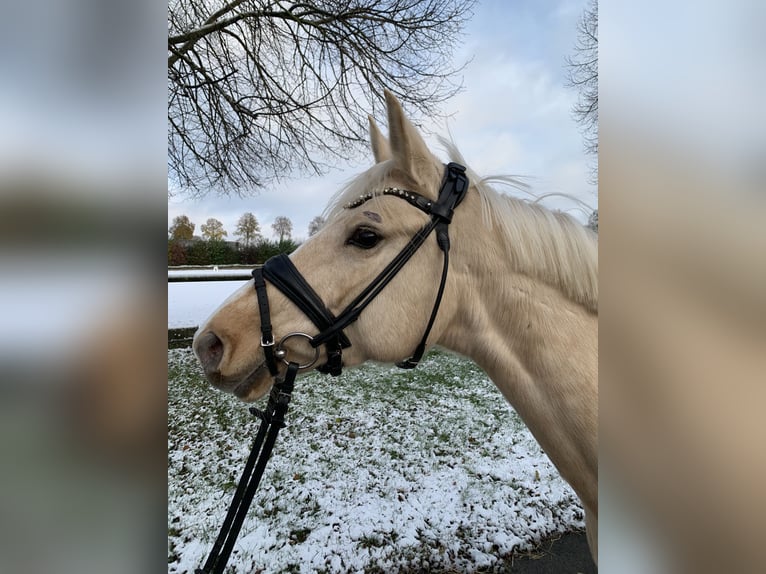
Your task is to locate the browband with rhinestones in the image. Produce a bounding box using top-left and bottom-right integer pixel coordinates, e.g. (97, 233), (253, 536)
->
(343, 187), (433, 212)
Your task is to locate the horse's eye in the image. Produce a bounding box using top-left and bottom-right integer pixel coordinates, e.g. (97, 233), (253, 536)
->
(346, 227), (381, 249)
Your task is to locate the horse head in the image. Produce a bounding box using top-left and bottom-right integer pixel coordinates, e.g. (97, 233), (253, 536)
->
(193, 91), (468, 401)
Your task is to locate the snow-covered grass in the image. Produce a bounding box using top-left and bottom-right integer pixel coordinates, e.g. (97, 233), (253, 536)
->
(168, 280), (245, 328)
(168, 348), (585, 573)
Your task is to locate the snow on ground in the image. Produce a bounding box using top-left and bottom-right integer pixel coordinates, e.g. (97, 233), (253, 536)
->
(168, 279), (248, 328)
(168, 348), (585, 573)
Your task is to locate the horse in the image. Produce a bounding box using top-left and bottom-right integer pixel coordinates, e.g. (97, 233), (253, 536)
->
(193, 90), (598, 564)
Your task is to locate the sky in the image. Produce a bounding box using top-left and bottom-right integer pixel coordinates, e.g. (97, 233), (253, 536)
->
(167, 0), (597, 242)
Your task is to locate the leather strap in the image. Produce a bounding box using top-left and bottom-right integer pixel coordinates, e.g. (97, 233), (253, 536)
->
(262, 254), (350, 376)
(313, 163), (468, 368)
(396, 163), (466, 367)
(196, 362), (300, 574)
(254, 162), (468, 376)
(252, 268), (279, 376)
(262, 255), (351, 349)
(199, 163), (469, 574)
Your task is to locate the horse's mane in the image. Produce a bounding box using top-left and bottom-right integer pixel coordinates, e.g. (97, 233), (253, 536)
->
(324, 142), (598, 313)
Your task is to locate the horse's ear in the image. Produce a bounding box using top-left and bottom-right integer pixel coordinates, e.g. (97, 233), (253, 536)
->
(384, 89), (434, 180)
(368, 115), (391, 163)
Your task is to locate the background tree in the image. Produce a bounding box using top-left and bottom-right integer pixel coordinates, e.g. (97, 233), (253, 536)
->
(271, 216), (293, 243)
(168, 0), (476, 195)
(200, 218), (227, 241)
(169, 214), (195, 240)
(308, 215), (325, 237)
(565, 0), (598, 182)
(255, 238), (299, 263)
(206, 238), (239, 265)
(168, 240), (187, 266)
(235, 212), (261, 247)
(239, 238), (299, 265)
(185, 239), (209, 265)
(587, 209), (598, 233)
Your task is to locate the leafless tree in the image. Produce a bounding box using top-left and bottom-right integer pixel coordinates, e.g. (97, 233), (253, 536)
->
(565, 0), (598, 177)
(234, 212), (261, 246)
(271, 215), (293, 242)
(168, 0), (476, 195)
(308, 215), (325, 236)
(587, 209), (598, 233)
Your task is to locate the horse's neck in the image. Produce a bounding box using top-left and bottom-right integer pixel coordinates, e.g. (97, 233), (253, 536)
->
(439, 229), (598, 514)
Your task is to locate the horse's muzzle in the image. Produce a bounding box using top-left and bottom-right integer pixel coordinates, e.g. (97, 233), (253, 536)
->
(193, 330), (224, 375)
(193, 329), (272, 400)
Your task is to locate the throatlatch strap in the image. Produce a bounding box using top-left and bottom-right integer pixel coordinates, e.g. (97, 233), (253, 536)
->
(397, 239), (450, 369)
(396, 163), (466, 368)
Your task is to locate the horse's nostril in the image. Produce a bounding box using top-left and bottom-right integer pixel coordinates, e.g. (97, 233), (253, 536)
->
(194, 330), (224, 372)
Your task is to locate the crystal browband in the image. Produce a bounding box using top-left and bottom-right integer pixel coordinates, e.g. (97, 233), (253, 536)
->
(343, 187), (433, 211)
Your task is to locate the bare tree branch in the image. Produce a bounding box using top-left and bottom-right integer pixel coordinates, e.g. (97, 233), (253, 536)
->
(168, 0), (476, 196)
(565, 0), (598, 181)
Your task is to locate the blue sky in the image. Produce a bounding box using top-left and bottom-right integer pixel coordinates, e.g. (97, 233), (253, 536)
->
(168, 0), (596, 242)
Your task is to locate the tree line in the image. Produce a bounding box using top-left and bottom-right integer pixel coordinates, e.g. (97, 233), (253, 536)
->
(168, 212), (325, 266)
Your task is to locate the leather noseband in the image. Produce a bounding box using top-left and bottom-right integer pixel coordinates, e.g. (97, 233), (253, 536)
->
(252, 162), (468, 376)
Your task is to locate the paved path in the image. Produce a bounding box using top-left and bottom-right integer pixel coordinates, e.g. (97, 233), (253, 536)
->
(497, 531), (596, 573)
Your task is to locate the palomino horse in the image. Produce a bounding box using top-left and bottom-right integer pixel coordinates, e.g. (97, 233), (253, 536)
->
(193, 90), (598, 563)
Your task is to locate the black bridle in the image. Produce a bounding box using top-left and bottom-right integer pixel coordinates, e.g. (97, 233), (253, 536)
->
(255, 162), (469, 375)
(196, 163), (468, 574)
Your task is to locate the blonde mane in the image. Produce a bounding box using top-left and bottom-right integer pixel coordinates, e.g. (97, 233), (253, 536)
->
(447, 142), (599, 313)
(324, 143), (598, 313)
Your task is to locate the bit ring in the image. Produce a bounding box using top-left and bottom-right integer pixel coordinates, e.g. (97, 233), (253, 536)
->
(275, 332), (319, 369)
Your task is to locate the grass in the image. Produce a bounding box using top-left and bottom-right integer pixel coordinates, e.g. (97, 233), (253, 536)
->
(168, 348), (584, 573)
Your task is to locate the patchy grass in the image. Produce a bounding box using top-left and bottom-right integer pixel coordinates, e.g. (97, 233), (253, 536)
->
(168, 348), (584, 573)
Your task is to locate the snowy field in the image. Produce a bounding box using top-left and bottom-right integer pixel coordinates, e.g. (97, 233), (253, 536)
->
(168, 276), (249, 328)
(168, 347), (585, 573)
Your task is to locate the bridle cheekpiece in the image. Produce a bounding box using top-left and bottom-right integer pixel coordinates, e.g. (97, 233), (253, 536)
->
(196, 162), (468, 574)
(251, 162), (468, 376)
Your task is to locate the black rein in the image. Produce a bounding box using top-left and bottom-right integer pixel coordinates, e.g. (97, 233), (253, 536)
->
(196, 162), (468, 573)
